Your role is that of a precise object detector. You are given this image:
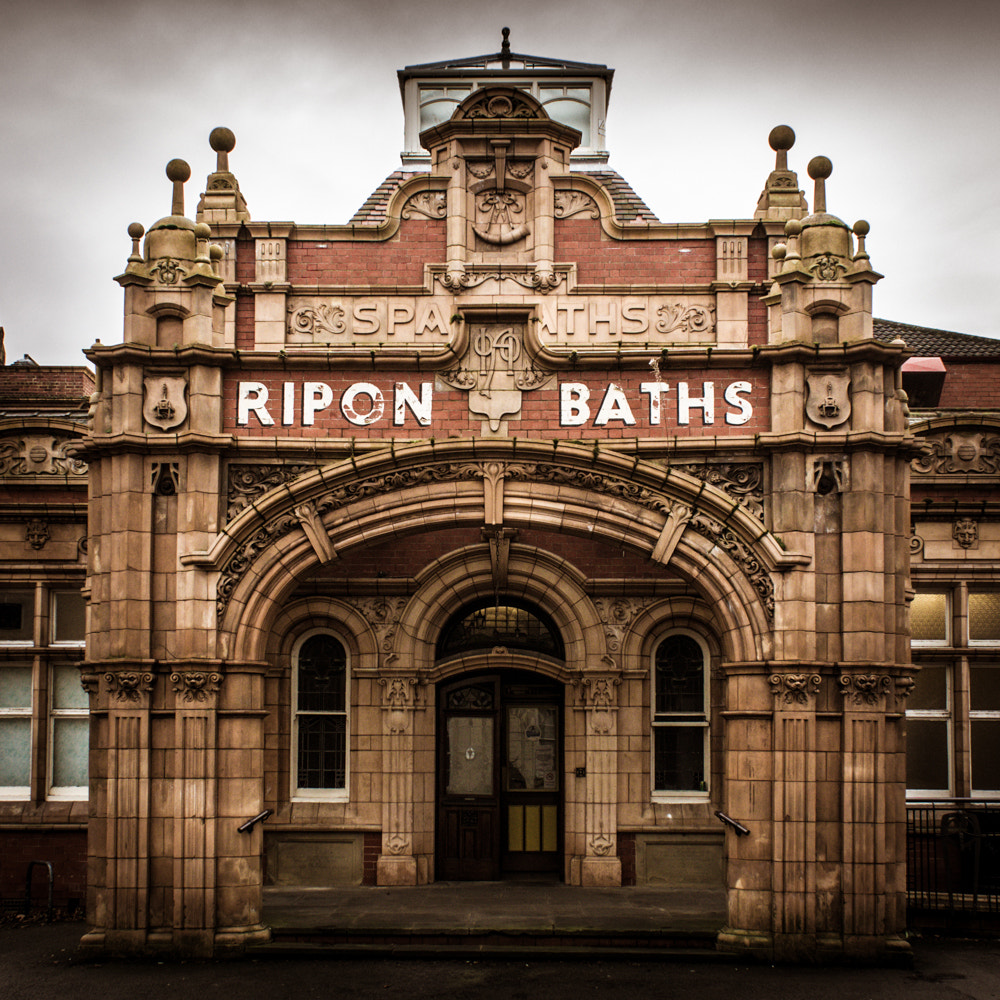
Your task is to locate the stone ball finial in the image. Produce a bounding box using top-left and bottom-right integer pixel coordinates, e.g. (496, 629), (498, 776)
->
(209, 127), (236, 153)
(194, 222), (212, 239)
(853, 219), (870, 237)
(784, 218), (803, 237)
(807, 156), (833, 180)
(209, 244), (223, 261)
(166, 158), (191, 183)
(127, 222), (145, 240)
(772, 243), (787, 260)
(769, 125), (795, 151)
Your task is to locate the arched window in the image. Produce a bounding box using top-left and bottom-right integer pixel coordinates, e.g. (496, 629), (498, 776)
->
(292, 630), (348, 799)
(652, 631), (709, 796)
(437, 600), (563, 660)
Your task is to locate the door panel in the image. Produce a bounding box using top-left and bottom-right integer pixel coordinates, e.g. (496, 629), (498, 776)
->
(437, 672), (562, 880)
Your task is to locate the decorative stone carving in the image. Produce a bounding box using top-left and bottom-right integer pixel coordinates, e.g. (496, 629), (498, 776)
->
(80, 673), (100, 696)
(910, 527), (925, 556)
(689, 512), (775, 621)
(227, 464), (315, 522)
(401, 191), (447, 220)
(149, 257), (185, 284)
(460, 91), (540, 120)
(287, 303), (346, 338)
(385, 833), (410, 855)
(26, 519), (49, 549)
(104, 671), (155, 702)
(433, 269), (565, 292)
(838, 673), (892, 705)
(151, 462), (180, 497)
(351, 597), (409, 653)
(769, 673), (822, 705)
(589, 834), (614, 856)
(912, 431), (1000, 475)
(0, 435), (87, 477)
(812, 458), (847, 495)
(895, 676), (916, 700)
(808, 253), (848, 281)
(143, 376), (188, 431)
(805, 371), (851, 430)
(170, 670), (223, 703)
(953, 518), (979, 549)
(554, 191), (599, 220)
(473, 190), (530, 245)
(593, 598), (651, 654)
(655, 304), (715, 336)
(438, 324), (554, 432)
(379, 676), (418, 733)
(673, 463), (764, 522)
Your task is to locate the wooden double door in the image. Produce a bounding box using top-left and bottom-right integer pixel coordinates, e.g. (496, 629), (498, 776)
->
(437, 671), (563, 881)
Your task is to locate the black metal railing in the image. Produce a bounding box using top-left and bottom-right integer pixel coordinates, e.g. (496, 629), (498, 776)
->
(907, 799), (1000, 915)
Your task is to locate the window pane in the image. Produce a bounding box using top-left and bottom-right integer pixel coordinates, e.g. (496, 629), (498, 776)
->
(971, 666), (1000, 712)
(52, 717), (88, 789)
(906, 719), (949, 790)
(970, 593), (1000, 642)
(447, 715), (494, 795)
(909, 665), (947, 710)
(0, 718), (31, 786)
(297, 635), (346, 712)
(53, 591), (85, 643)
(0, 665), (31, 708)
(297, 714), (346, 789)
(971, 720), (1000, 792)
(654, 726), (705, 792)
(540, 98), (590, 146)
(911, 593), (948, 643)
(655, 635), (704, 714)
(439, 602), (562, 658)
(52, 664), (87, 710)
(0, 590), (33, 642)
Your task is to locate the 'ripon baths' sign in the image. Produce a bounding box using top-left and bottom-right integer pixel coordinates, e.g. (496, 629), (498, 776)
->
(234, 379), (757, 430)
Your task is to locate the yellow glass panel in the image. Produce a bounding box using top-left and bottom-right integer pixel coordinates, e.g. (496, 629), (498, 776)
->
(542, 805), (558, 852)
(524, 805), (541, 851)
(508, 805), (523, 852)
(970, 592), (1000, 642)
(911, 593), (947, 643)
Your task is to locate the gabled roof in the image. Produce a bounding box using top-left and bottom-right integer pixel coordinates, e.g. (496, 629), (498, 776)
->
(350, 169), (658, 226)
(873, 319), (1000, 359)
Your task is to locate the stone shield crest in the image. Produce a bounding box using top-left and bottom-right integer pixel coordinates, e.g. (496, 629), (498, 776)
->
(805, 371), (851, 430)
(143, 376), (188, 431)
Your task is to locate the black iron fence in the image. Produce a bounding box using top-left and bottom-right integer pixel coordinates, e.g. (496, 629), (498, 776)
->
(907, 799), (1000, 916)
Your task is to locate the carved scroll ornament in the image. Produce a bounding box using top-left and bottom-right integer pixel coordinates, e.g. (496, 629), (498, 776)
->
(170, 671), (223, 702)
(769, 673), (822, 705)
(912, 431), (1000, 476)
(0, 435), (87, 477)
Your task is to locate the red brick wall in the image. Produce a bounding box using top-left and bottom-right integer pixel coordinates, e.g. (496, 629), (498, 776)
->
(0, 829), (87, 910)
(286, 221), (446, 286)
(0, 367), (94, 406)
(937, 362), (1000, 408)
(554, 218), (715, 285)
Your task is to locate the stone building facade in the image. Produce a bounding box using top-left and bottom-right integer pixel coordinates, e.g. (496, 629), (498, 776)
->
(1, 36), (998, 961)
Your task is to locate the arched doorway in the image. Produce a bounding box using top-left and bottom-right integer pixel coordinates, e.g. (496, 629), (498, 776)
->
(435, 601), (565, 881)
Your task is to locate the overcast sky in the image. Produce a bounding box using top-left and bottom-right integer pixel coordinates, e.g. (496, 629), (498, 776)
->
(1, 0), (997, 366)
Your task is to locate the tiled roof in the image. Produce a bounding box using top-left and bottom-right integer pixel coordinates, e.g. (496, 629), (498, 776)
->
(349, 171), (420, 225)
(350, 169), (658, 226)
(873, 319), (1000, 359)
(579, 171), (658, 223)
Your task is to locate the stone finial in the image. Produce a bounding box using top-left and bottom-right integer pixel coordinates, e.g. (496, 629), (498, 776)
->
(853, 219), (870, 261)
(127, 222), (145, 263)
(807, 155), (832, 214)
(209, 126), (236, 172)
(166, 158), (191, 217)
(197, 126), (250, 224)
(754, 124), (808, 221)
(501, 26), (511, 69)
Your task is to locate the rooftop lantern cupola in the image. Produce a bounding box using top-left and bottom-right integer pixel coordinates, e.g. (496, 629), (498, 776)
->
(398, 27), (613, 169)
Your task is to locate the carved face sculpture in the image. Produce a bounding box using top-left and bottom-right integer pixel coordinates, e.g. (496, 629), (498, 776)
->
(954, 518), (978, 549)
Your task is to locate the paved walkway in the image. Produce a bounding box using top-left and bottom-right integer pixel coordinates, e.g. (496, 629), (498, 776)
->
(263, 881), (727, 940)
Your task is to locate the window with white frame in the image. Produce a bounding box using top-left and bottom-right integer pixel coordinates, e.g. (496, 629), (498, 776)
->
(970, 664), (1000, 794)
(292, 630), (348, 799)
(0, 583), (87, 801)
(652, 630), (709, 796)
(905, 663), (952, 795)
